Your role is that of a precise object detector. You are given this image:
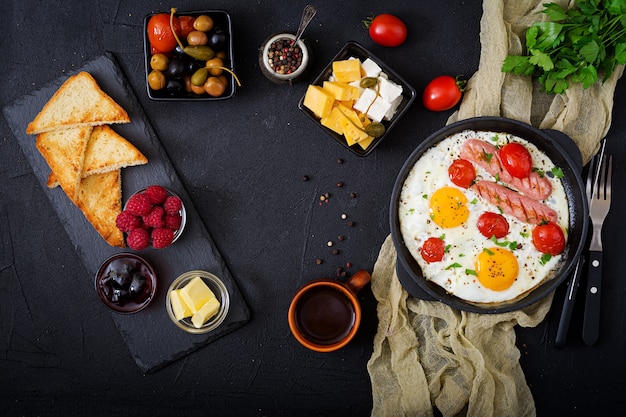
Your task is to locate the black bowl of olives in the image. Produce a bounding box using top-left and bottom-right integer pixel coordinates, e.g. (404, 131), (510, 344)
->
(95, 253), (157, 314)
(144, 9), (237, 101)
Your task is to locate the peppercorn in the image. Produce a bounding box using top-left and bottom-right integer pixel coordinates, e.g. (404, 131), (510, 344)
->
(315, 258), (323, 265)
(338, 235), (345, 241)
(267, 38), (302, 75)
(336, 181), (343, 188)
(350, 192), (358, 198)
(347, 221), (355, 227)
(332, 249), (340, 255)
(337, 158), (344, 164)
(302, 175), (310, 181)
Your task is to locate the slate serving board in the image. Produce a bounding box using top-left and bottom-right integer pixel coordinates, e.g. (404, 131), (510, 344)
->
(2, 53), (251, 373)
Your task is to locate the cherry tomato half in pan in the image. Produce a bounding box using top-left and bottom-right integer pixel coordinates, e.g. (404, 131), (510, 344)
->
(420, 237), (446, 263)
(364, 13), (407, 47)
(423, 75), (466, 111)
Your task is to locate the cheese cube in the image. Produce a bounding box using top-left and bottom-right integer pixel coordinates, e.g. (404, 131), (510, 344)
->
(303, 85), (336, 119)
(321, 104), (344, 135)
(179, 276), (216, 314)
(377, 77), (403, 102)
(170, 289), (193, 320)
(191, 297), (221, 328)
(322, 81), (359, 101)
(361, 58), (382, 78)
(384, 95), (404, 121)
(337, 104), (368, 145)
(353, 88), (392, 122)
(332, 59), (362, 83)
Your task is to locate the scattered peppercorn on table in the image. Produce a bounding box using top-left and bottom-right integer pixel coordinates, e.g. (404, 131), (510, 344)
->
(2, 1), (626, 416)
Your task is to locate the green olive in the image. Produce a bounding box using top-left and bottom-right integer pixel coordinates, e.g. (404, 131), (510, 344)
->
(148, 70), (166, 90)
(204, 76), (226, 97)
(183, 45), (214, 61)
(365, 122), (385, 138)
(187, 30), (208, 46)
(193, 15), (214, 32)
(191, 67), (209, 86)
(150, 53), (169, 71)
(360, 77), (378, 88)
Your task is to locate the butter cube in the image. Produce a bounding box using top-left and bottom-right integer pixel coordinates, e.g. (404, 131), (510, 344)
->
(303, 85), (336, 119)
(332, 59), (362, 83)
(179, 276), (216, 314)
(191, 297), (221, 328)
(170, 289), (193, 320)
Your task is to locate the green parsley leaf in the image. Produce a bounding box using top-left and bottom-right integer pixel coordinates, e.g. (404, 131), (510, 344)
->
(446, 263), (463, 270)
(540, 253), (552, 265)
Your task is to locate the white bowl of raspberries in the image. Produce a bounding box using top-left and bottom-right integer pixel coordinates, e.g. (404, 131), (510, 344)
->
(116, 185), (186, 250)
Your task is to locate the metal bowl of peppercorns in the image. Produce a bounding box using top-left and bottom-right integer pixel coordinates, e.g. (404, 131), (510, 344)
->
(95, 252), (157, 314)
(259, 32), (311, 84)
(116, 185), (187, 251)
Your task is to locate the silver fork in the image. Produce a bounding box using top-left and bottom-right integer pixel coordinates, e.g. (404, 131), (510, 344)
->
(582, 153), (613, 346)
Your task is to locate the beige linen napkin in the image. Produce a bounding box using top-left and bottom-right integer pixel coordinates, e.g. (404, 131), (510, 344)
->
(367, 1), (623, 416)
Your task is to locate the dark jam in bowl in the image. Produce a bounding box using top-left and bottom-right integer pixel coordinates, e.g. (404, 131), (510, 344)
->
(95, 253), (157, 314)
(294, 286), (356, 345)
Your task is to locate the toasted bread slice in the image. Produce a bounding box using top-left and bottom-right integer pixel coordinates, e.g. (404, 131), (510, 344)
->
(75, 170), (125, 247)
(47, 125), (148, 188)
(26, 72), (130, 135)
(36, 126), (93, 201)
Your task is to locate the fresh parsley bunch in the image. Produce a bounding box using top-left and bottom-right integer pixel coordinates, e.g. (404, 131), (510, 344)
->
(502, 0), (626, 94)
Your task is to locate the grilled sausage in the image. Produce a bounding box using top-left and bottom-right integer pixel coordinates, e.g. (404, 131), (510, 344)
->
(460, 139), (552, 200)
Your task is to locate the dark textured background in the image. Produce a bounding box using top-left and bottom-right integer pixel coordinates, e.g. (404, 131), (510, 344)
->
(1, 1), (624, 416)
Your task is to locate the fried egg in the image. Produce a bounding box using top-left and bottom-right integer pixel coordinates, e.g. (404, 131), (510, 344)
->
(398, 130), (569, 304)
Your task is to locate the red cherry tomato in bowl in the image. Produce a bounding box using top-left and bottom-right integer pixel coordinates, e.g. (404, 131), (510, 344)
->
(364, 14), (407, 47)
(178, 15), (196, 39)
(499, 142), (533, 179)
(532, 221), (565, 256)
(476, 212), (510, 239)
(448, 158), (476, 188)
(420, 237), (445, 263)
(423, 75), (466, 111)
(148, 13), (181, 53)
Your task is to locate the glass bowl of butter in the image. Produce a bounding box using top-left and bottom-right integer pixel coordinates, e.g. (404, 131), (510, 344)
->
(166, 270), (230, 334)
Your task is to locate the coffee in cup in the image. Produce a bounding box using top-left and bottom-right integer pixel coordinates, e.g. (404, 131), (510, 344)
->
(288, 269), (371, 352)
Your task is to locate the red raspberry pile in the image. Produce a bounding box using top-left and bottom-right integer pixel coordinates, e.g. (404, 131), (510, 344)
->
(116, 185), (184, 250)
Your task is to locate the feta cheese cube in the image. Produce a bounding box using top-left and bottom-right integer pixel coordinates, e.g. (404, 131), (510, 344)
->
(354, 88), (391, 122)
(361, 58), (382, 78)
(377, 77), (403, 102)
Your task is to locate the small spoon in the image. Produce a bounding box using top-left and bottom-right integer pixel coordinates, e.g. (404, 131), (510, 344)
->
(292, 5), (317, 46)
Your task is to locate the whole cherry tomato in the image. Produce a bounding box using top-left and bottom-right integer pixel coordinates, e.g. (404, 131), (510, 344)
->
(499, 142), (533, 179)
(448, 158), (476, 188)
(532, 221), (565, 255)
(422, 75), (466, 111)
(476, 212), (510, 239)
(420, 237), (446, 263)
(147, 13), (181, 53)
(178, 15), (196, 39)
(364, 14), (407, 47)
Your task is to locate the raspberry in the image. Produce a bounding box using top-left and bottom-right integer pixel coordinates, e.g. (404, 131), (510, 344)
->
(151, 227), (174, 249)
(126, 228), (150, 251)
(125, 193), (152, 216)
(115, 211), (141, 232)
(164, 213), (182, 230)
(163, 195), (183, 215)
(144, 185), (168, 205)
(143, 206), (165, 228)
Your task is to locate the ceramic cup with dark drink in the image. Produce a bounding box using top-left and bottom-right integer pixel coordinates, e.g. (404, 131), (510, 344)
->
(288, 270), (371, 352)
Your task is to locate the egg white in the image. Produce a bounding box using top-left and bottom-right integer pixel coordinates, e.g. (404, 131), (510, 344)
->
(398, 130), (569, 304)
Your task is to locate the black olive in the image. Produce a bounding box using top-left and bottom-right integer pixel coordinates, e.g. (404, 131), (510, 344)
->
(165, 78), (185, 94)
(174, 45), (186, 56)
(186, 58), (205, 74)
(165, 59), (185, 78)
(207, 29), (228, 50)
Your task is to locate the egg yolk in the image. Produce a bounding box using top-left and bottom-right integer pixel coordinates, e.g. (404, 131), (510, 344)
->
(475, 247), (519, 291)
(429, 187), (469, 228)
